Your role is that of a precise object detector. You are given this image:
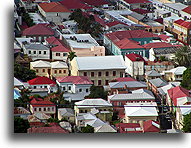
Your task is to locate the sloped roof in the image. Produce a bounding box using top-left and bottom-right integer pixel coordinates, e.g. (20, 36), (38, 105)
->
(22, 24), (54, 36)
(28, 76), (56, 85)
(132, 8), (151, 14)
(75, 98), (112, 108)
(50, 61), (68, 69)
(51, 45), (70, 52)
(109, 81), (147, 89)
(46, 36), (63, 46)
(143, 120), (160, 133)
(94, 124), (117, 133)
(149, 78), (168, 87)
(142, 42), (174, 49)
(177, 97), (191, 105)
(174, 19), (191, 29)
(30, 60), (50, 68)
(85, 118), (105, 128)
(25, 43), (49, 50)
(145, 70), (161, 77)
(59, 0), (92, 9)
(56, 76), (93, 85)
(124, 103), (158, 117)
(126, 53), (145, 62)
(114, 77), (136, 82)
(164, 66), (187, 75)
(34, 112), (51, 120)
(14, 77), (24, 86)
(182, 5), (191, 14)
(115, 38), (144, 49)
(38, 2), (71, 12)
(74, 56), (126, 70)
(115, 123), (142, 133)
(80, 0), (109, 6)
(167, 86), (191, 106)
(123, 0), (151, 4)
(158, 83), (177, 96)
(179, 105), (191, 115)
(58, 108), (74, 117)
(30, 98), (55, 107)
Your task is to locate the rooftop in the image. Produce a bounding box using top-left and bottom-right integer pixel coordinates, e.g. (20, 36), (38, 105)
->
(30, 60), (50, 68)
(145, 70), (161, 77)
(51, 45), (70, 52)
(143, 42), (174, 49)
(109, 81), (147, 89)
(149, 78), (168, 88)
(126, 53), (145, 62)
(30, 98), (55, 107)
(59, 0), (92, 9)
(74, 55), (126, 70)
(123, 0), (151, 4)
(38, 2), (71, 12)
(182, 5), (191, 14)
(164, 66), (187, 75)
(174, 19), (191, 29)
(56, 76), (93, 85)
(50, 61), (68, 69)
(163, 3), (187, 12)
(28, 76), (56, 85)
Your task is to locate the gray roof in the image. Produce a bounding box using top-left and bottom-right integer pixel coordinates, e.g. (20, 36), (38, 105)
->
(149, 78), (168, 87)
(63, 92), (90, 101)
(157, 82), (180, 96)
(58, 108), (74, 117)
(25, 43), (49, 50)
(109, 81), (147, 89)
(163, 3), (187, 11)
(129, 12), (145, 21)
(153, 47), (181, 55)
(145, 70), (161, 77)
(74, 55), (126, 70)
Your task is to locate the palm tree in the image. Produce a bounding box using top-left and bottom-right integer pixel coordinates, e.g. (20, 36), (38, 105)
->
(68, 51), (77, 62)
(174, 46), (191, 67)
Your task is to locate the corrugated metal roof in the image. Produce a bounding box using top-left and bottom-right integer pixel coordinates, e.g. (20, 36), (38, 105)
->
(109, 81), (147, 89)
(149, 78), (168, 87)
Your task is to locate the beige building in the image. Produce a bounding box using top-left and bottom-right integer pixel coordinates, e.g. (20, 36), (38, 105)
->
(70, 56), (126, 86)
(30, 60), (69, 78)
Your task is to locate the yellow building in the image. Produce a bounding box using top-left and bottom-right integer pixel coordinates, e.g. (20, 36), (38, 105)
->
(50, 61), (69, 78)
(70, 56), (126, 86)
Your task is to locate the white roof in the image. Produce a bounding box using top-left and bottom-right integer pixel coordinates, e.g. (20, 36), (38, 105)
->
(85, 118), (105, 128)
(14, 77), (24, 86)
(50, 61), (68, 69)
(163, 3), (187, 11)
(145, 70), (161, 77)
(124, 103), (158, 117)
(75, 98), (112, 108)
(158, 83), (175, 96)
(177, 97), (191, 106)
(94, 124), (117, 133)
(164, 66), (187, 75)
(74, 55), (126, 70)
(29, 13), (48, 24)
(62, 34), (99, 49)
(30, 60), (50, 68)
(179, 105), (191, 115)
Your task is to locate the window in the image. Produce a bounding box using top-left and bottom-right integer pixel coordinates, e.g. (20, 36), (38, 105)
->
(33, 51), (36, 54)
(98, 72), (102, 76)
(84, 72), (87, 76)
(34, 108), (37, 111)
(63, 70), (66, 73)
(86, 89), (88, 92)
(43, 69), (45, 72)
(52, 107), (54, 111)
(48, 108), (50, 111)
(79, 89), (82, 92)
(44, 51), (46, 54)
(68, 86), (71, 90)
(59, 70), (62, 73)
(91, 72), (94, 77)
(105, 80), (109, 85)
(106, 71), (109, 76)
(39, 108), (41, 111)
(56, 53), (60, 56)
(113, 71), (116, 76)
(91, 80), (94, 84)
(63, 87), (65, 91)
(44, 86), (47, 88)
(55, 70), (57, 74)
(85, 110), (87, 113)
(44, 108), (46, 111)
(33, 86), (36, 89)
(98, 80), (102, 85)
(39, 51), (41, 54)
(36, 69), (39, 73)
(28, 50), (31, 54)
(63, 53), (67, 56)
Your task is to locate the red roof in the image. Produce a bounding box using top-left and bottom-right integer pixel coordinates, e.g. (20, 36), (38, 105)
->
(46, 36), (63, 46)
(56, 76), (93, 85)
(80, 0), (110, 6)
(123, 0), (151, 4)
(22, 24), (54, 36)
(106, 21), (127, 27)
(142, 42), (174, 49)
(28, 77), (56, 85)
(39, 2), (71, 12)
(115, 123), (142, 133)
(115, 77), (136, 82)
(158, 34), (170, 41)
(115, 38), (144, 49)
(59, 0), (92, 9)
(143, 120), (160, 133)
(132, 8), (151, 14)
(126, 53), (145, 62)
(182, 5), (191, 14)
(51, 45), (70, 52)
(154, 18), (163, 24)
(105, 30), (157, 41)
(28, 123), (69, 133)
(30, 98), (55, 107)
(174, 19), (191, 29)
(167, 86), (191, 106)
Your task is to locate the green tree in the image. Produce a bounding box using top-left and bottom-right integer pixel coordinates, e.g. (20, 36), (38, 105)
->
(174, 46), (191, 67)
(81, 125), (94, 133)
(181, 67), (191, 90)
(68, 51), (77, 61)
(14, 117), (30, 133)
(182, 112), (191, 133)
(159, 56), (168, 61)
(85, 85), (108, 100)
(14, 63), (36, 82)
(14, 89), (31, 108)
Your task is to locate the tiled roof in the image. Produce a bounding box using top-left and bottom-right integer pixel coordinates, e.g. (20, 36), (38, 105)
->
(28, 76), (56, 85)
(22, 24), (54, 36)
(182, 5), (191, 14)
(30, 98), (55, 107)
(167, 86), (191, 106)
(158, 34), (170, 41)
(51, 45), (70, 52)
(126, 53), (145, 62)
(38, 2), (71, 12)
(114, 77), (136, 82)
(105, 30), (157, 41)
(115, 38), (144, 49)
(142, 42), (174, 49)
(46, 37), (63, 46)
(174, 19), (191, 29)
(59, 0), (92, 9)
(123, 0), (151, 4)
(56, 76), (93, 85)
(143, 120), (160, 133)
